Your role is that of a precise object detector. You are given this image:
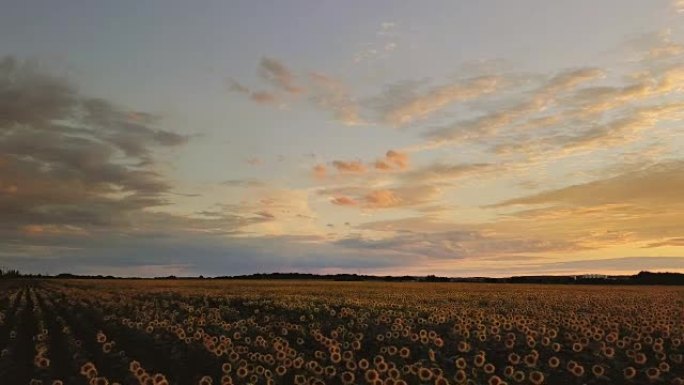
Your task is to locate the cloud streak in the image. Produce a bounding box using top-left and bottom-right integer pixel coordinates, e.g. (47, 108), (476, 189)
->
(380, 76), (502, 127)
(259, 57), (305, 95)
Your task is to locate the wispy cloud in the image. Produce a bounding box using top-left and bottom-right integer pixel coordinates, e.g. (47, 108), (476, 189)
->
(230, 59), (366, 125)
(227, 79), (282, 106)
(353, 21), (400, 63)
(424, 67), (604, 144)
(404, 162), (496, 183)
(643, 238), (684, 248)
(258, 57), (305, 95)
(379, 75), (502, 127)
(331, 160), (367, 174)
(309, 72), (364, 125)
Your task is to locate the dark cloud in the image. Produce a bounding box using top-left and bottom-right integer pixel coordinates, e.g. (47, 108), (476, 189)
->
(352, 216), (590, 259)
(0, 56), (187, 235)
(0, 231), (412, 277)
(335, 230), (478, 259)
(0, 57), (77, 128)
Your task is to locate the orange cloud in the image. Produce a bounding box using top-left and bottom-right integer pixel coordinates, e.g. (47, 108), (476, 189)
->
(324, 184), (439, 210)
(312, 164), (327, 179)
(250, 91), (280, 105)
(374, 160), (392, 171)
(331, 196), (358, 206)
(643, 238), (684, 248)
(21, 224), (87, 236)
(385, 150), (409, 169)
(373, 150), (410, 172)
(364, 189), (402, 208)
(332, 160), (366, 174)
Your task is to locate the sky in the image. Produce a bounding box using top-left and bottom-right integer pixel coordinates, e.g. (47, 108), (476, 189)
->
(1, 0), (683, 277)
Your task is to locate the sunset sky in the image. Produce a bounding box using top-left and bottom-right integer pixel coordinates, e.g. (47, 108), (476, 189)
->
(1, 0), (683, 277)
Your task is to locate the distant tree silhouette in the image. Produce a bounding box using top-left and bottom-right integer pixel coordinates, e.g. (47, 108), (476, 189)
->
(0, 268), (22, 278)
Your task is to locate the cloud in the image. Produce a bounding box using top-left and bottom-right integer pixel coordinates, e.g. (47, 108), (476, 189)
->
(231, 61), (365, 125)
(628, 30), (684, 60)
(365, 185), (439, 209)
(335, 230), (476, 260)
(222, 179), (266, 188)
(453, 61), (684, 161)
(353, 21), (400, 63)
(374, 160), (392, 171)
(330, 196), (358, 206)
(332, 160), (366, 174)
(374, 149), (409, 171)
(227, 79), (250, 94)
(566, 66), (684, 115)
(309, 72), (364, 125)
(326, 185), (440, 210)
(481, 161), (684, 251)
(337, 222), (588, 261)
(643, 238), (684, 248)
(492, 161), (684, 208)
(0, 57), (187, 235)
(227, 79), (282, 105)
(404, 162), (495, 183)
(245, 157), (262, 166)
(424, 67), (604, 144)
(380, 75), (502, 126)
(558, 103), (684, 152)
(385, 150), (409, 169)
(493, 101), (684, 157)
(258, 57), (305, 94)
(344, 158), (684, 263)
(311, 164), (327, 179)
(0, 230), (418, 276)
(250, 91), (280, 105)
(364, 189), (402, 208)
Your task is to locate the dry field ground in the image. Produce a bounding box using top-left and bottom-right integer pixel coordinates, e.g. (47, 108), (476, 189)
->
(0, 279), (682, 385)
